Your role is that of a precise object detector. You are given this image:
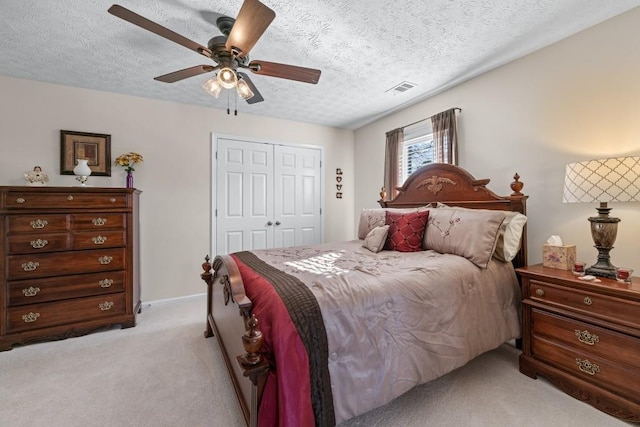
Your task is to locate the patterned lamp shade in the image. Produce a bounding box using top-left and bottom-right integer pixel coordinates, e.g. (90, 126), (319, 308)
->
(563, 156), (640, 203)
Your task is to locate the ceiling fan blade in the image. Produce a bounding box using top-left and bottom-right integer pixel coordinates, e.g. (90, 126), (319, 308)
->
(237, 72), (264, 104)
(225, 0), (275, 57)
(154, 65), (216, 83)
(108, 4), (213, 59)
(248, 61), (321, 84)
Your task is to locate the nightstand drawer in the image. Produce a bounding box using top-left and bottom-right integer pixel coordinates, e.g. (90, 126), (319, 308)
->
(532, 309), (640, 368)
(8, 271), (126, 306)
(7, 248), (125, 280)
(7, 293), (126, 332)
(529, 279), (640, 329)
(7, 233), (69, 254)
(533, 336), (640, 402)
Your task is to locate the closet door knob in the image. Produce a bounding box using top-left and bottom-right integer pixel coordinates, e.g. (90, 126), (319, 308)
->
(267, 221), (273, 226)
(275, 221), (281, 226)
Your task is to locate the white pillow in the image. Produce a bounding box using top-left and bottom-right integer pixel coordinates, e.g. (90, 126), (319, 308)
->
(493, 212), (527, 262)
(363, 225), (390, 253)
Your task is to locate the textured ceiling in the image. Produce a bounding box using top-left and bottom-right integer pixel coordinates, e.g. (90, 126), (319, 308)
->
(1, 1), (638, 129)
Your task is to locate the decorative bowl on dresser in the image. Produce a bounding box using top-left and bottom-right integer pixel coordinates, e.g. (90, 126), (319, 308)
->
(0, 186), (141, 351)
(517, 264), (640, 422)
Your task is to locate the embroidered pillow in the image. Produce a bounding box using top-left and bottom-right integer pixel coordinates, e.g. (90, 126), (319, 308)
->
(423, 207), (506, 268)
(363, 225), (390, 253)
(357, 206), (429, 239)
(384, 210), (430, 252)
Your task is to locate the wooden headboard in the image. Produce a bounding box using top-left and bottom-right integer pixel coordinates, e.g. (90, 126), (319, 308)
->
(378, 163), (528, 269)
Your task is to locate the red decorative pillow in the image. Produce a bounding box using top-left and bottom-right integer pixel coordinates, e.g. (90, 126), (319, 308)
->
(384, 210), (430, 252)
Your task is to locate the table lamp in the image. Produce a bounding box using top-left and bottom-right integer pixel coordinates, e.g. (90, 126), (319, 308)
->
(562, 156), (640, 278)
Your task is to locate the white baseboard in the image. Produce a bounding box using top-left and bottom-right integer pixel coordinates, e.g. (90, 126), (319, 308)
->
(141, 292), (207, 310)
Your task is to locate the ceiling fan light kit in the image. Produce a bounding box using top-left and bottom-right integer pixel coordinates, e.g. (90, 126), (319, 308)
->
(202, 78), (223, 98)
(108, 0), (321, 112)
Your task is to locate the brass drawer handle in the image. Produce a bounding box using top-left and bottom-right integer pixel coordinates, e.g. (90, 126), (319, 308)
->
(583, 296), (592, 306)
(16, 197), (26, 204)
(535, 289), (545, 297)
(22, 312), (40, 323)
(576, 358), (600, 375)
(92, 218), (107, 226)
(99, 278), (114, 288)
(575, 329), (599, 346)
(22, 261), (40, 272)
(67, 195), (74, 201)
(99, 301), (114, 311)
(98, 256), (113, 265)
(92, 236), (107, 245)
(30, 219), (48, 229)
(22, 286), (41, 297)
(30, 239), (49, 249)
(110, 198), (116, 203)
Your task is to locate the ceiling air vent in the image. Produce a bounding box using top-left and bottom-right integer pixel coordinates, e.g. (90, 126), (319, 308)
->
(386, 81), (417, 93)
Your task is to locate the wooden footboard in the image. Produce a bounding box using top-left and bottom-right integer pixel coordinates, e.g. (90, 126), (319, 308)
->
(201, 255), (268, 427)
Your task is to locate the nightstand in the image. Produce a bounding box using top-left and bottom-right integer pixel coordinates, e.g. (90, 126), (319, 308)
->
(516, 264), (640, 422)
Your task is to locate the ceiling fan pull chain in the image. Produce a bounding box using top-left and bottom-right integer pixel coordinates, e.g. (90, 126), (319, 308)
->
(227, 89), (230, 115)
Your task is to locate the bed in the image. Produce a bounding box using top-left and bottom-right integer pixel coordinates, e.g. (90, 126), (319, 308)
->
(200, 163), (528, 427)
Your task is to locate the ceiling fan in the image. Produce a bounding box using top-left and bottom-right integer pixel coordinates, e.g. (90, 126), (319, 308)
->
(108, 0), (321, 107)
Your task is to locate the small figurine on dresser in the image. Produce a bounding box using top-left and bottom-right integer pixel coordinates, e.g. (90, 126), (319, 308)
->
(24, 166), (49, 186)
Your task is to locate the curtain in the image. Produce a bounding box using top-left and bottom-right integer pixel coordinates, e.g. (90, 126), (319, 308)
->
(431, 108), (458, 165)
(383, 128), (403, 200)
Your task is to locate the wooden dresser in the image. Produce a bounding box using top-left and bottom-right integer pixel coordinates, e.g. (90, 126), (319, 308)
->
(517, 264), (640, 422)
(0, 186), (140, 351)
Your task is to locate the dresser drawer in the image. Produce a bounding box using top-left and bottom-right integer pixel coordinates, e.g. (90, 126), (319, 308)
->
(532, 309), (640, 368)
(3, 192), (127, 209)
(72, 230), (125, 249)
(8, 271), (126, 306)
(7, 293), (126, 332)
(71, 213), (125, 230)
(7, 248), (125, 280)
(7, 233), (69, 254)
(529, 279), (640, 329)
(6, 215), (69, 233)
(532, 336), (640, 402)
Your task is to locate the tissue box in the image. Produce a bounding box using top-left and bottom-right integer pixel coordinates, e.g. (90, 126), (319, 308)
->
(542, 244), (576, 270)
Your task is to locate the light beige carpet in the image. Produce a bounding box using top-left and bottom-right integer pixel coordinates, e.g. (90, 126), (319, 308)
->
(0, 295), (631, 427)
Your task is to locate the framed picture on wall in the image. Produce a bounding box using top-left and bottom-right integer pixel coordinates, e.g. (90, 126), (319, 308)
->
(60, 130), (111, 176)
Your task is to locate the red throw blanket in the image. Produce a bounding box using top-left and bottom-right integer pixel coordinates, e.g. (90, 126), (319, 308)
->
(232, 255), (316, 427)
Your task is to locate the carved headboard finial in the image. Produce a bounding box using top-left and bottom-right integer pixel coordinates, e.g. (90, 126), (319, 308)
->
(379, 187), (387, 201)
(510, 173), (524, 196)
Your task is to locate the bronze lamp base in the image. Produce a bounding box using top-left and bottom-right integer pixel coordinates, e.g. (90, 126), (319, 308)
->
(585, 202), (619, 279)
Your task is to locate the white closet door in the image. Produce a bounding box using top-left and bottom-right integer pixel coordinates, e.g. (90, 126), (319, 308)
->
(216, 138), (274, 254)
(273, 145), (322, 248)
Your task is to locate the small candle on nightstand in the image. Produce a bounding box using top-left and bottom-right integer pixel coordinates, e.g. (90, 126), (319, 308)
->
(573, 261), (585, 275)
(616, 267), (633, 283)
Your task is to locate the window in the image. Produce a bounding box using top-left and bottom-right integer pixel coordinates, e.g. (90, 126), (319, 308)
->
(398, 124), (434, 184)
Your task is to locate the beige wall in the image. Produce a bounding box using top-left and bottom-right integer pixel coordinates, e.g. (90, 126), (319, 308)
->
(0, 77), (354, 301)
(355, 7), (640, 273)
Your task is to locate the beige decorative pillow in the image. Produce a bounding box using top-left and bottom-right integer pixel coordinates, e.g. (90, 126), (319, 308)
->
(423, 207), (507, 268)
(363, 225), (390, 253)
(357, 206), (429, 239)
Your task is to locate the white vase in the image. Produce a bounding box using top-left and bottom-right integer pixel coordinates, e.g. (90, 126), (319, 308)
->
(73, 159), (92, 186)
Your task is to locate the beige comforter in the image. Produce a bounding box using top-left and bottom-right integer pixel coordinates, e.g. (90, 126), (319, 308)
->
(253, 240), (521, 423)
